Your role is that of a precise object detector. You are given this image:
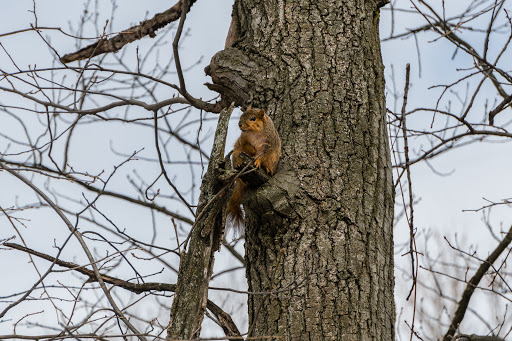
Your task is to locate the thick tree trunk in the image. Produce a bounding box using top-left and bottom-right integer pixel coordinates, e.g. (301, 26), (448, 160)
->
(209, 0), (394, 340)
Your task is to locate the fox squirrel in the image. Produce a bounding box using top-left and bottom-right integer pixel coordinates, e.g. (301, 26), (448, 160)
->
(227, 106), (281, 227)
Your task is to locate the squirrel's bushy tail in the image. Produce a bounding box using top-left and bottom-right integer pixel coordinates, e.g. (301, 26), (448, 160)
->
(227, 179), (247, 230)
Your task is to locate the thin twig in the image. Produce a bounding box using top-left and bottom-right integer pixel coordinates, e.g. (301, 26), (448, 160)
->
(401, 63), (419, 341)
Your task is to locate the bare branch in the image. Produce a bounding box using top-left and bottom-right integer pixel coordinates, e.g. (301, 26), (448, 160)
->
(443, 226), (512, 341)
(60, 0), (197, 64)
(4, 242), (241, 340)
(0, 162), (148, 341)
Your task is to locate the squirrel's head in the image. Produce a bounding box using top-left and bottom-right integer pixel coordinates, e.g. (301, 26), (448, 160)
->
(239, 106), (266, 132)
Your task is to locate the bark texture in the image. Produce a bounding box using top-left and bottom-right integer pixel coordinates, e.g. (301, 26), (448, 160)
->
(209, 0), (394, 340)
(167, 107), (235, 340)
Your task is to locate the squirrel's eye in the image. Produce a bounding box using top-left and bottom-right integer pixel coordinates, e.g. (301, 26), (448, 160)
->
(250, 116), (256, 121)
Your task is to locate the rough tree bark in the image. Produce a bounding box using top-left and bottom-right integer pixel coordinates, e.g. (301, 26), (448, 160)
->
(208, 0), (394, 339)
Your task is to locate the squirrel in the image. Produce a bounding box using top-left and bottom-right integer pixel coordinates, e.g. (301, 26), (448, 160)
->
(227, 106), (281, 228)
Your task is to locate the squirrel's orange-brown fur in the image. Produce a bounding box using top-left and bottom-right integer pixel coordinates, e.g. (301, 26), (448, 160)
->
(227, 107), (281, 227)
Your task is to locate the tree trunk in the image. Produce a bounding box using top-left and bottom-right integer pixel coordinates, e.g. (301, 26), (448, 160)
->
(209, 0), (394, 340)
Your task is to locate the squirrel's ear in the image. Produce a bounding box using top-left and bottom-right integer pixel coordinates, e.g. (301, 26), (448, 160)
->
(246, 104), (252, 111)
(257, 109), (266, 122)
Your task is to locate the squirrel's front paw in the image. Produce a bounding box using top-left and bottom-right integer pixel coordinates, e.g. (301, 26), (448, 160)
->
(253, 159), (262, 169)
